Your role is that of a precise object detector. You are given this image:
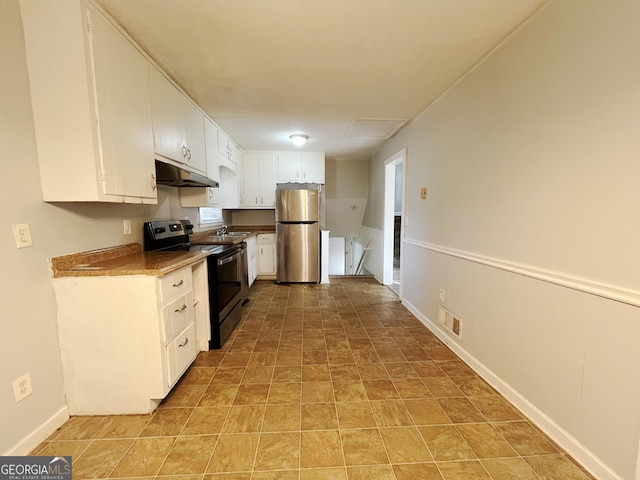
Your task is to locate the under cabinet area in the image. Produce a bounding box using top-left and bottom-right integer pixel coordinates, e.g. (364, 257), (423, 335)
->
(53, 263), (204, 415)
(21, 1), (157, 203)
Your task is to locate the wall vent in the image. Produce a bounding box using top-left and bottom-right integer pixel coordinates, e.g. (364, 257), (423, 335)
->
(345, 118), (407, 139)
(438, 306), (463, 340)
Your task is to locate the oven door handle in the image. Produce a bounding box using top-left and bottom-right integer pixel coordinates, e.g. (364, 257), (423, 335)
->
(218, 251), (241, 266)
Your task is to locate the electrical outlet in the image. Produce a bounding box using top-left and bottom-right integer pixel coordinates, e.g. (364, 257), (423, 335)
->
(12, 224), (33, 249)
(439, 288), (446, 303)
(123, 219), (132, 235)
(13, 372), (33, 403)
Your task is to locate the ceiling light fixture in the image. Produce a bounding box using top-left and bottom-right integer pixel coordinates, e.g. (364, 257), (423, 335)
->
(289, 134), (309, 147)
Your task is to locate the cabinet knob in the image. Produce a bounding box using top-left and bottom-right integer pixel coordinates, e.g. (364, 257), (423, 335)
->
(175, 304), (187, 313)
(151, 174), (157, 191)
(186, 149), (192, 160)
(173, 279), (184, 287)
(182, 145), (188, 157)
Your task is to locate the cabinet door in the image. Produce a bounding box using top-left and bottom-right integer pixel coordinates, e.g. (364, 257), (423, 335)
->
(301, 153), (325, 184)
(204, 118), (220, 183)
(220, 167), (239, 208)
(90, 6), (156, 199)
(166, 323), (197, 387)
(149, 67), (185, 163)
(183, 102), (206, 173)
(277, 152), (301, 182)
(245, 236), (257, 287)
(242, 152), (260, 207)
(259, 152), (277, 207)
(258, 242), (276, 275)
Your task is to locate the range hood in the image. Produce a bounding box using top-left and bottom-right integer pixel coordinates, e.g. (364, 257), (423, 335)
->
(155, 160), (219, 188)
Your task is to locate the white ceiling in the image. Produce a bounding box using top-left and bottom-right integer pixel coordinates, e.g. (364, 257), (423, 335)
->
(96, 0), (546, 159)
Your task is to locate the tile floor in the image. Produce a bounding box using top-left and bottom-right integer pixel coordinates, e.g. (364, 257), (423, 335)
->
(33, 278), (595, 480)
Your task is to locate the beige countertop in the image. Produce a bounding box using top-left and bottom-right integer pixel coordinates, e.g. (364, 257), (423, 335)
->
(51, 243), (209, 278)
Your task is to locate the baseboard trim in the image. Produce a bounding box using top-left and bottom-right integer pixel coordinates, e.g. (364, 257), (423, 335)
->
(3, 405), (69, 456)
(404, 239), (640, 308)
(402, 297), (624, 480)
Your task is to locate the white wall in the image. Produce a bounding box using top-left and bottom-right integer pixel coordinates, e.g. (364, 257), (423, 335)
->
(325, 158), (369, 238)
(364, 1), (640, 479)
(0, 0), (199, 454)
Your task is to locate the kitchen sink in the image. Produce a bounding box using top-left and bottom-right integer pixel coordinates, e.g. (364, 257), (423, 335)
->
(221, 231), (251, 237)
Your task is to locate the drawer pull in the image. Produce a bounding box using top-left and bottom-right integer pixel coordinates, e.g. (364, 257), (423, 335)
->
(172, 279), (184, 287)
(175, 304), (187, 313)
(178, 337), (189, 348)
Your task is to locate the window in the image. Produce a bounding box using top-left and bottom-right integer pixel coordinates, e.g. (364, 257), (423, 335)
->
(199, 207), (223, 226)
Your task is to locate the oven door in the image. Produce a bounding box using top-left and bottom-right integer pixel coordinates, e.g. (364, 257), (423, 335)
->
(216, 246), (244, 320)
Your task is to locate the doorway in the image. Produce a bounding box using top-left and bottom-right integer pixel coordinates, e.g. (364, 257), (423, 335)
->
(383, 149), (406, 296)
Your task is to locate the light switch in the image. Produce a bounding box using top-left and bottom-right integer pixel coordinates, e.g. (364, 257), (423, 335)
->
(12, 224), (33, 249)
(420, 187), (427, 199)
(123, 219), (132, 235)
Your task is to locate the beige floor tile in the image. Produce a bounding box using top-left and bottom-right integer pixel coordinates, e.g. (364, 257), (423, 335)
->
(384, 361), (419, 379)
(300, 430), (344, 468)
(392, 378), (432, 399)
(252, 470), (299, 480)
(204, 471), (252, 479)
(379, 427), (433, 463)
(361, 379), (400, 400)
(302, 365), (331, 382)
(327, 350), (356, 365)
(437, 460), (491, 479)
(219, 352), (251, 367)
(329, 364), (361, 381)
(421, 377), (464, 397)
(249, 352), (277, 367)
(180, 366), (216, 385)
(161, 384), (207, 408)
(199, 384), (239, 406)
(268, 383), (302, 404)
(302, 381), (334, 403)
(110, 437), (175, 477)
(467, 396), (523, 422)
(410, 361), (447, 378)
(335, 401), (377, 429)
(52, 416), (112, 440)
(272, 366), (302, 383)
(392, 463), (442, 480)
(242, 366), (274, 384)
(456, 424), (518, 459)
(340, 428), (389, 466)
(254, 432), (300, 471)
(182, 406), (230, 435)
(333, 381), (368, 402)
(449, 376), (497, 396)
(262, 404), (301, 431)
(276, 350), (302, 366)
(356, 363), (390, 380)
(346, 465), (395, 480)
(213, 367), (247, 384)
(493, 421), (559, 456)
(301, 467), (347, 480)
(438, 360), (475, 377)
(419, 425), (476, 461)
(71, 439), (132, 479)
(437, 397), (487, 424)
(404, 398), (451, 425)
(524, 454), (594, 480)
(481, 458), (540, 480)
(301, 403), (338, 430)
(207, 433), (259, 473)
(139, 408), (192, 437)
(97, 415), (151, 438)
(158, 435), (218, 475)
(221, 405), (265, 433)
(31, 440), (92, 458)
(370, 400), (414, 427)
(233, 384), (270, 405)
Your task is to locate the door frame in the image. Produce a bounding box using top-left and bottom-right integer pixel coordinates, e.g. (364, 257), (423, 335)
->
(382, 148), (407, 295)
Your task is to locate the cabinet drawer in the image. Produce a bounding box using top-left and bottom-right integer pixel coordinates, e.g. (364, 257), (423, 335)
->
(159, 268), (192, 302)
(166, 323), (197, 387)
(161, 292), (194, 343)
(257, 233), (275, 243)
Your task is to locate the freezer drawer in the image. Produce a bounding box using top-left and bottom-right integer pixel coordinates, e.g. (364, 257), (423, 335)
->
(276, 223), (319, 283)
(275, 189), (319, 222)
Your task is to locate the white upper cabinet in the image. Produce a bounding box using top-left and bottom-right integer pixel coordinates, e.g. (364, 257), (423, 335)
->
(204, 118), (221, 184)
(217, 129), (239, 171)
(149, 67), (206, 174)
(220, 148), (243, 208)
(20, 0), (157, 203)
(277, 152), (325, 184)
(243, 152), (277, 208)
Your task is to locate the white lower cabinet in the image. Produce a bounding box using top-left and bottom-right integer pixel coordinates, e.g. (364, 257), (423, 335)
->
(245, 236), (258, 287)
(257, 234), (277, 277)
(53, 263), (205, 415)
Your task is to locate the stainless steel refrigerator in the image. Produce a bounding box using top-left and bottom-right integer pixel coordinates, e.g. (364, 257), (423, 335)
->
(276, 188), (320, 283)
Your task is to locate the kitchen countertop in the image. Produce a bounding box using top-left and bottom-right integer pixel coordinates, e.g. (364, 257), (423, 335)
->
(190, 225), (276, 245)
(51, 243), (209, 278)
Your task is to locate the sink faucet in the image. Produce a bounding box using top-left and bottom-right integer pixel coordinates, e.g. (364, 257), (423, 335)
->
(216, 225), (228, 235)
